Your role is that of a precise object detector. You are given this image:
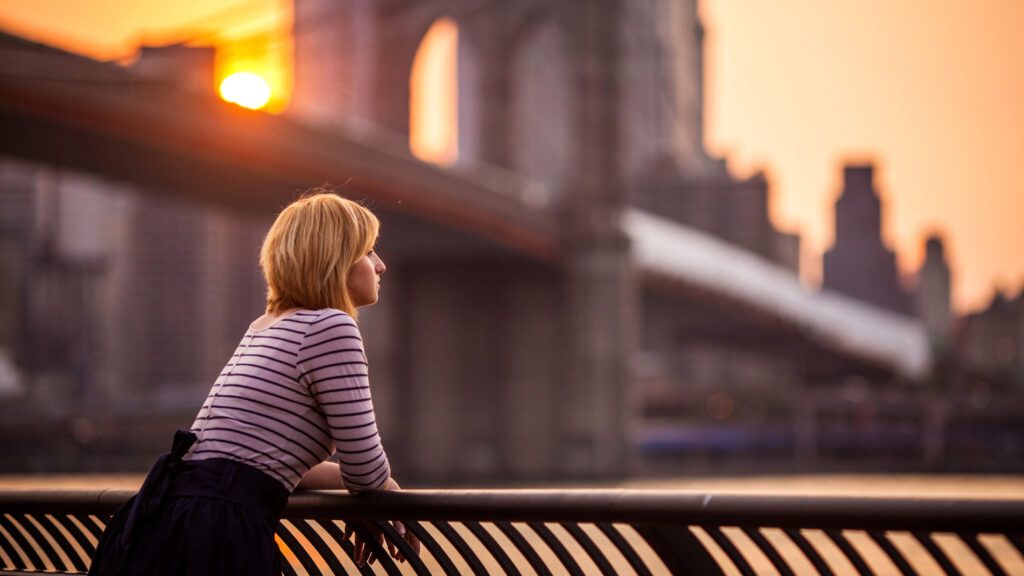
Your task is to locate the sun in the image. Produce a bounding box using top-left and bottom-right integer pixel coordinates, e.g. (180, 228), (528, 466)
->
(218, 72), (272, 110)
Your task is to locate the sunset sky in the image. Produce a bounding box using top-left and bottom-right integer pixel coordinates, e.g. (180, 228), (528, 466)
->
(699, 0), (1024, 314)
(0, 0), (1021, 313)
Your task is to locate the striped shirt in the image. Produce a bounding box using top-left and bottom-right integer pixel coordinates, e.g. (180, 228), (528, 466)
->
(183, 308), (391, 492)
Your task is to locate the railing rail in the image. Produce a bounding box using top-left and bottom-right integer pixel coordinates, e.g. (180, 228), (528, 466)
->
(2, 489), (1022, 574)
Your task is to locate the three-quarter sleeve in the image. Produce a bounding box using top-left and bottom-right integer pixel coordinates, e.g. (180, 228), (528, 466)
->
(297, 310), (391, 492)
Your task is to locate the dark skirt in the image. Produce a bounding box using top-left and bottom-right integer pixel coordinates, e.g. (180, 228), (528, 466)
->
(89, 431), (290, 575)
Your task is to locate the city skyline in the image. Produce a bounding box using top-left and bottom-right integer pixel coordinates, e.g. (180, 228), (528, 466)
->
(700, 0), (1024, 314)
(0, 0), (1021, 313)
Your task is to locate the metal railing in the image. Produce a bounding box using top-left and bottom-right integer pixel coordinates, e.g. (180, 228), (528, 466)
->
(1, 489), (1022, 574)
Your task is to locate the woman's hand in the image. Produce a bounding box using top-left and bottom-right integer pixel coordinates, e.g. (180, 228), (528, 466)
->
(345, 477), (421, 566)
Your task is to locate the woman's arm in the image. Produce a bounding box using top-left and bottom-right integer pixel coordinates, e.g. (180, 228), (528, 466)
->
(295, 462), (346, 491)
(296, 462), (416, 565)
(296, 311), (392, 492)
(296, 461), (402, 492)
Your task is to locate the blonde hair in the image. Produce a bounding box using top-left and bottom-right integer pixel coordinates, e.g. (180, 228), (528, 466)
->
(260, 191), (379, 317)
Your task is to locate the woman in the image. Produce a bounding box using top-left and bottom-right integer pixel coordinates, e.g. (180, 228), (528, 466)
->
(90, 191), (418, 574)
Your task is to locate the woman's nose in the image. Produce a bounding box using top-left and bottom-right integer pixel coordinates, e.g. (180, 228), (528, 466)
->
(374, 254), (386, 274)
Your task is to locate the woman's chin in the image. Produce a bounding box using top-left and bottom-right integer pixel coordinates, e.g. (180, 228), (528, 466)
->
(356, 295), (379, 308)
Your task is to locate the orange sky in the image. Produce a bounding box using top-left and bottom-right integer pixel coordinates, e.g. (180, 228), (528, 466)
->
(0, 0), (1021, 313)
(0, 0), (293, 110)
(699, 0), (1024, 313)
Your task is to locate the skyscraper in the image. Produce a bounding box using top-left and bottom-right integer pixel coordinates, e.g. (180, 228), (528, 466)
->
(915, 234), (953, 347)
(823, 164), (914, 316)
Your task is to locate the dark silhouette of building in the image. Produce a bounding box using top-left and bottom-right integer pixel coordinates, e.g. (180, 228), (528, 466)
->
(960, 289), (1023, 384)
(824, 164), (914, 316)
(914, 234), (953, 348)
(0, 159), (268, 414)
(631, 158), (800, 270)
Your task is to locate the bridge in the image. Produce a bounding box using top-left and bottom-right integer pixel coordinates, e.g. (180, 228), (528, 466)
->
(0, 26), (933, 481)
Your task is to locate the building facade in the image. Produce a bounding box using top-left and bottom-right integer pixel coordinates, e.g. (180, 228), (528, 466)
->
(0, 155), (270, 468)
(960, 290), (1023, 384)
(823, 164), (914, 316)
(915, 234), (953, 349)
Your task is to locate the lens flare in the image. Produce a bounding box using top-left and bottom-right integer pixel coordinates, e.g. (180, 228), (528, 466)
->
(218, 72), (271, 110)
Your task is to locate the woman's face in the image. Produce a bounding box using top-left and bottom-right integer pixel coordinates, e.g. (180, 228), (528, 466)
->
(347, 249), (386, 307)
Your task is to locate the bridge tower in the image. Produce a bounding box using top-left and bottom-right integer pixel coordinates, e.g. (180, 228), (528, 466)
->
(290, 0), (706, 481)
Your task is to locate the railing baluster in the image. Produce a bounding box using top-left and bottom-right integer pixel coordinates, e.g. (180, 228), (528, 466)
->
(0, 518), (26, 572)
(634, 524), (723, 575)
(316, 520), (384, 576)
(1011, 534), (1024, 562)
(963, 533), (1007, 576)
(276, 519), (327, 576)
(706, 526), (755, 576)
(350, 518), (401, 569)
(87, 515), (106, 534)
(23, 513), (73, 573)
(866, 531), (914, 576)
(280, 555), (298, 576)
(563, 523), (617, 575)
(597, 523), (653, 576)
(393, 520), (459, 575)
(374, 518), (434, 569)
(379, 520), (434, 575)
(782, 528), (834, 576)
(0, 545), (13, 572)
(496, 521), (552, 576)
(71, 515), (101, 559)
(291, 519), (348, 575)
(45, 514), (90, 572)
(0, 514), (45, 572)
(526, 521), (584, 576)
(912, 531), (961, 575)
(742, 527), (794, 576)
(350, 521), (404, 576)
(463, 521), (521, 576)
(434, 521), (489, 575)
(823, 529), (872, 576)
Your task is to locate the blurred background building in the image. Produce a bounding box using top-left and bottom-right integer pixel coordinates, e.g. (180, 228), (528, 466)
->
(824, 164), (915, 316)
(0, 0), (1021, 481)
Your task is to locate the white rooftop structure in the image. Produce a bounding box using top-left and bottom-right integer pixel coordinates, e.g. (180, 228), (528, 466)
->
(626, 209), (931, 380)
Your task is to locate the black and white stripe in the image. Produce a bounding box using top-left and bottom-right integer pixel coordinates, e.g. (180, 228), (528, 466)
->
(185, 308), (391, 492)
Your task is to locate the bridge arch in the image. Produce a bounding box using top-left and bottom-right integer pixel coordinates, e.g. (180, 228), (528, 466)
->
(410, 17), (460, 166)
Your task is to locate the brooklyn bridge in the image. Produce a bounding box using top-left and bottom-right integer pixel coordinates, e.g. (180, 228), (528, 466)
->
(0, 0), (1019, 482)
